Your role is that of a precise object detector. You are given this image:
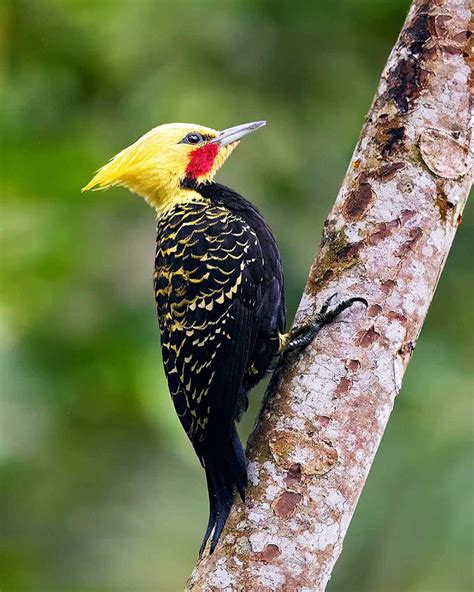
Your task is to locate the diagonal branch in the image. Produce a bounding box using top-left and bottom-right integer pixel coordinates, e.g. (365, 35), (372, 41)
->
(187, 0), (472, 589)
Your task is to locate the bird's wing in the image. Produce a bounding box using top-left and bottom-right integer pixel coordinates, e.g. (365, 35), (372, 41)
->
(155, 202), (265, 450)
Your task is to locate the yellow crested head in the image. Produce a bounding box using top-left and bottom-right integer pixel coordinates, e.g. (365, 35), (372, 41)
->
(82, 121), (266, 211)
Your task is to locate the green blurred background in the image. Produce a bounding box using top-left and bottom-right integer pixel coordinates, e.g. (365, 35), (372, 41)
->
(1, 1), (472, 590)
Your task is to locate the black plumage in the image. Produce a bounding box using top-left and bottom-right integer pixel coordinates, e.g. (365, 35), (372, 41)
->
(154, 181), (285, 553)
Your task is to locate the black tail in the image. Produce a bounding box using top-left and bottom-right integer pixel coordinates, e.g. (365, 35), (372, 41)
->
(199, 425), (248, 555)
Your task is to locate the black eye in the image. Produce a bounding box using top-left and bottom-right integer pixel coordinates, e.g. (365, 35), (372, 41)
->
(181, 132), (203, 145)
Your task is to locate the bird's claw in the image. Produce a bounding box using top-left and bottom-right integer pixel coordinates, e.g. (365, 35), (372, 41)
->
(284, 294), (367, 354)
(315, 294), (368, 326)
(318, 292), (338, 316)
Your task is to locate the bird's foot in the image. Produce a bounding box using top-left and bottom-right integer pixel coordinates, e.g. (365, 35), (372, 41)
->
(283, 293), (368, 355)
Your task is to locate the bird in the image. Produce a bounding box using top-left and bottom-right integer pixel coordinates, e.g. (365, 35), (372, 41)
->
(82, 120), (366, 554)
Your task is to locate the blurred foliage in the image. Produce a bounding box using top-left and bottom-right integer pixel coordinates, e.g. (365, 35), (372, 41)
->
(0, 0), (472, 591)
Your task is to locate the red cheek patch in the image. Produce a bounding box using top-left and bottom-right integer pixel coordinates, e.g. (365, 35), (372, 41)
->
(185, 143), (219, 179)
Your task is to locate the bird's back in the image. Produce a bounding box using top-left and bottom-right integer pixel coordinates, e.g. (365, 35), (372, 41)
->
(153, 182), (285, 551)
(155, 184), (284, 441)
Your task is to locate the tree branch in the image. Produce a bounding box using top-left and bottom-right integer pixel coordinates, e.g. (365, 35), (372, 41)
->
(187, 0), (472, 589)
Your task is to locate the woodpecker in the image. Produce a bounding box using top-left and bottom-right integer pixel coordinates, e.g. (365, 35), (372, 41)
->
(83, 121), (366, 554)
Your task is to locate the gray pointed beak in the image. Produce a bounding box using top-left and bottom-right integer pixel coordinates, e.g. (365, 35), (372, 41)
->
(210, 120), (266, 146)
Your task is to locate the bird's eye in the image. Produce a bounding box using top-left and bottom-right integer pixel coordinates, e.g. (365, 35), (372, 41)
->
(182, 132), (203, 145)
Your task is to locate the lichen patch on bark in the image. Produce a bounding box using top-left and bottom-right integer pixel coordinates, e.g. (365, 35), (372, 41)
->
(253, 543), (282, 563)
(310, 226), (361, 291)
(268, 430), (339, 477)
(419, 127), (472, 179)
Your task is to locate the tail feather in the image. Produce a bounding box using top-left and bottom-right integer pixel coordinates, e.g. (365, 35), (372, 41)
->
(199, 425), (247, 555)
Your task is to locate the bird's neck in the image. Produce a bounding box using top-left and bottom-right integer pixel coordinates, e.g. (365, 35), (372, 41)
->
(155, 186), (209, 217)
(130, 174), (208, 214)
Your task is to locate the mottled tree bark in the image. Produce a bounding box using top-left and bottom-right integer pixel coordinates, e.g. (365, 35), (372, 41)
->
(187, 1), (472, 590)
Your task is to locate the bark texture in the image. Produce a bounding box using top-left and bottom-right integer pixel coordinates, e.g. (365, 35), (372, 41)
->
(187, 1), (473, 590)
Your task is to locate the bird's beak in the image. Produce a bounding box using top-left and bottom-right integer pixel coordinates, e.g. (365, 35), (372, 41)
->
(211, 120), (266, 147)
